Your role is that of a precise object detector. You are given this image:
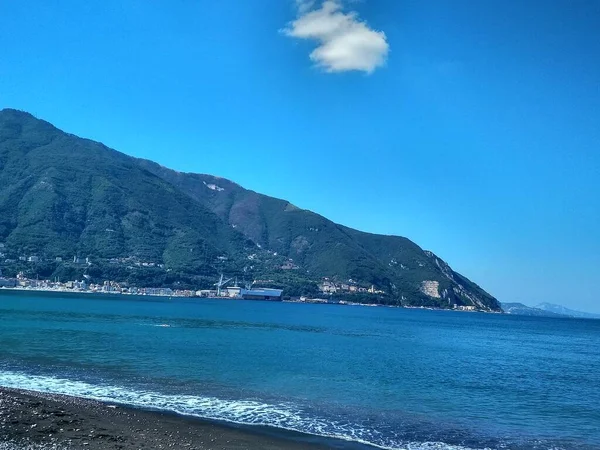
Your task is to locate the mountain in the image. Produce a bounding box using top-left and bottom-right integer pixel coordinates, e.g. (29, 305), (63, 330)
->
(0, 109), (253, 287)
(535, 303), (600, 319)
(0, 109), (501, 311)
(501, 302), (568, 318)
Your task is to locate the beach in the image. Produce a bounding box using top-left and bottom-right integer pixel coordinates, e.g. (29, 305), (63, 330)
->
(0, 388), (344, 450)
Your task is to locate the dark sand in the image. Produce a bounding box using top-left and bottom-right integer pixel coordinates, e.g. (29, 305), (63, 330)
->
(0, 388), (360, 450)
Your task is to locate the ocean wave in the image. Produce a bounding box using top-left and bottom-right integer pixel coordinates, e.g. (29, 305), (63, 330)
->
(0, 369), (488, 450)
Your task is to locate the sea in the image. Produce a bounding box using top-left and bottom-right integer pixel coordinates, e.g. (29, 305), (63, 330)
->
(1, 290), (599, 450)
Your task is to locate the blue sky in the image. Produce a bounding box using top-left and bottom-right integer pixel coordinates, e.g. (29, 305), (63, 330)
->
(1, 1), (599, 312)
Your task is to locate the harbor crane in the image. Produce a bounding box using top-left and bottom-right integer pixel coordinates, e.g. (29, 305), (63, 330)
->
(214, 274), (233, 296)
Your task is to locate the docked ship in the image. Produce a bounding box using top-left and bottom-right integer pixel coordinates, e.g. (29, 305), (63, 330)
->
(210, 275), (283, 301)
(226, 286), (283, 301)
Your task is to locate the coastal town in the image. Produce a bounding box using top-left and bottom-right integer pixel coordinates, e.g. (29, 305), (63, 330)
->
(0, 270), (381, 303)
(0, 244), (391, 304)
(0, 246), (480, 310)
(0, 245), (486, 312)
(0, 270), (481, 311)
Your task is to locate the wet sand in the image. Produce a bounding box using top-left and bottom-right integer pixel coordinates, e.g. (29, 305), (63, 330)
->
(0, 388), (357, 450)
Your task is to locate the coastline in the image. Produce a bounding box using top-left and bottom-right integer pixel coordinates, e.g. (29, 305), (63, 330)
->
(0, 286), (499, 313)
(0, 387), (366, 450)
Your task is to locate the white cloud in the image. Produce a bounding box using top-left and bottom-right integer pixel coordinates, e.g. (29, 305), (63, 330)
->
(295, 0), (316, 14)
(284, 0), (389, 74)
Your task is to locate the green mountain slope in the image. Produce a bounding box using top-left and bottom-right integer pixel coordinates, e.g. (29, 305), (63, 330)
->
(0, 109), (500, 310)
(137, 161), (501, 311)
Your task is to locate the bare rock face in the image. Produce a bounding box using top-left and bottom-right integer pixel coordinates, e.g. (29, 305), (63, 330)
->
(421, 281), (441, 298)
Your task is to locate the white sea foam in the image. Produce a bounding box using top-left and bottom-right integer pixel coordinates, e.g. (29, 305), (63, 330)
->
(0, 442), (68, 450)
(0, 370), (487, 450)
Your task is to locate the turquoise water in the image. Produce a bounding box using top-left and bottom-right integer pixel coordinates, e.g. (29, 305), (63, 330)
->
(0, 291), (599, 449)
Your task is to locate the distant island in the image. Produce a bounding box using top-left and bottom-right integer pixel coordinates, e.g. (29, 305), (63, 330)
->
(0, 109), (501, 311)
(502, 302), (600, 319)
